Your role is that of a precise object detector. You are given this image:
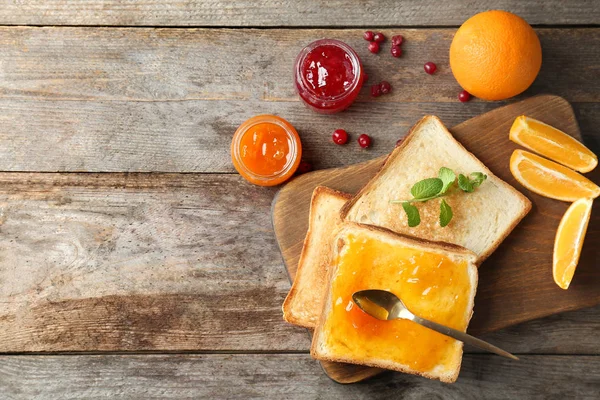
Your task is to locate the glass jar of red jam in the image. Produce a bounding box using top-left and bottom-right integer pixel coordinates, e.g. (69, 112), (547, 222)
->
(231, 115), (302, 186)
(294, 39), (364, 114)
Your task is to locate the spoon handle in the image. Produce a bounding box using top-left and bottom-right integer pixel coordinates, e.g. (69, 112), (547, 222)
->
(412, 315), (519, 360)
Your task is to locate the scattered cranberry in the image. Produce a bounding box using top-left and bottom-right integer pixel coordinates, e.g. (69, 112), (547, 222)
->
(297, 161), (313, 174)
(391, 35), (404, 47)
(363, 31), (374, 41)
(373, 32), (386, 43)
(371, 84), (382, 97)
(332, 129), (349, 145)
(379, 81), (392, 94)
(391, 45), (402, 58)
(458, 90), (471, 102)
(368, 41), (380, 54)
(358, 134), (372, 148)
(424, 62), (437, 75)
(396, 138), (404, 147)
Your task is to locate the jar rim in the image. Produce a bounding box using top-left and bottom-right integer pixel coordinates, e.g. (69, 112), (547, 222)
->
(295, 39), (363, 106)
(231, 115), (301, 183)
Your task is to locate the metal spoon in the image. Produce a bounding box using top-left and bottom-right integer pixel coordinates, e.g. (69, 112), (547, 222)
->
(352, 289), (518, 360)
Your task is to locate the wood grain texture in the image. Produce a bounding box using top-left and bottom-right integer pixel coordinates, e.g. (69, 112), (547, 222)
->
(1, 354), (599, 399)
(0, 99), (527, 172)
(0, 27), (598, 172)
(0, 172), (309, 352)
(2, 100), (599, 173)
(274, 95), (600, 382)
(1, 28), (598, 103)
(0, 171), (598, 354)
(0, 1), (598, 26)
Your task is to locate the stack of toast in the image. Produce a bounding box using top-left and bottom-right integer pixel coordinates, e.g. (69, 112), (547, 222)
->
(282, 116), (531, 383)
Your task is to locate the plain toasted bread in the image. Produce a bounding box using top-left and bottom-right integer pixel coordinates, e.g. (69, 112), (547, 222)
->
(310, 222), (478, 383)
(282, 186), (352, 328)
(341, 115), (532, 262)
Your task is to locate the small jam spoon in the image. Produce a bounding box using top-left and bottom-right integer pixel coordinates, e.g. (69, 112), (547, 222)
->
(352, 289), (518, 360)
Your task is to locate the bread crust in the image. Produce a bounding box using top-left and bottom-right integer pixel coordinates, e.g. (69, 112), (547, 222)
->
(340, 222), (477, 260)
(340, 115), (532, 263)
(310, 221), (479, 383)
(282, 186), (352, 328)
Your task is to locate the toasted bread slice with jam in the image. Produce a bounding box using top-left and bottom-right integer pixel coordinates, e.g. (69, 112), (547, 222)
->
(341, 116), (531, 262)
(311, 222), (478, 383)
(282, 186), (351, 328)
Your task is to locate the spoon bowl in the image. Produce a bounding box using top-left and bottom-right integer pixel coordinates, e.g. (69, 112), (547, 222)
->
(352, 289), (413, 321)
(352, 289), (518, 361)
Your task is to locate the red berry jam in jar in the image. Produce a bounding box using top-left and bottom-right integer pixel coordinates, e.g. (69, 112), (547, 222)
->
(294, 39), (364, 114)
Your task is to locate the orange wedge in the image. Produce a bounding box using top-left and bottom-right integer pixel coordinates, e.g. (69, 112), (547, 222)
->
(510, 150), (600, 202)
(553, 198), (593, 289)
(510, 115), (598, 173)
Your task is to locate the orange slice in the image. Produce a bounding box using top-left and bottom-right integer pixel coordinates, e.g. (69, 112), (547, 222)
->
(553, 198), (593, 289)
(510, 150), (600, 202)
(510, 115), (598, 173)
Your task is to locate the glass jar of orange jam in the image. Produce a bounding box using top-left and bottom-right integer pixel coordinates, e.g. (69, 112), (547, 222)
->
(231, 115), (302, 186)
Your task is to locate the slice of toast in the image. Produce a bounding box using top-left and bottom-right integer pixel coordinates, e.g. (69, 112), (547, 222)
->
(311, 222), (478, 383)
(282, 186), (352, 328)
(341, 115), (531, 262)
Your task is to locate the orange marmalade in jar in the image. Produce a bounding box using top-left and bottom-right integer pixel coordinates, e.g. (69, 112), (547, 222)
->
(231, 115), (302, 186)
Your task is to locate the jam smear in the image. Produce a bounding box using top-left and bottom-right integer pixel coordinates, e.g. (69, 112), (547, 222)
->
(322, 231), (474, 372)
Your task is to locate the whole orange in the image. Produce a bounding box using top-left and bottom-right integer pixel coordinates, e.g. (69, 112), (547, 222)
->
(449, 10), (542, 101)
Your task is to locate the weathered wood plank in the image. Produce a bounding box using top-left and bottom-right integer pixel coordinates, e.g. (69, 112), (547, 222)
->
(0, 172), (599, 353)
(1, 100), (598, 172)
(0, 172), (309, 351)
(476, 305), (600, 355)
(1, 354), (599, 399)
(0, 1), (598, 27)
(0, 27), (598, 172)
(1, 28), (598, 103)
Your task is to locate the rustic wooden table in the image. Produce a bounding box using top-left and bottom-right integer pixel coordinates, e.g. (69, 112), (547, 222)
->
(0, 1), (599, 399)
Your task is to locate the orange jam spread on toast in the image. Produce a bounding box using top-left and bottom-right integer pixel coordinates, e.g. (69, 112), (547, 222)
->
(322, 231), (473, 373)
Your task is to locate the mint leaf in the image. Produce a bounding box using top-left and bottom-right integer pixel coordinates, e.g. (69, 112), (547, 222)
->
(438, 167), (456, 194)
(470, 172), (487, 188)
(402, 202), (421, 227)
(392, 167), (486, 229)
(458, 174), (474, 192)
(439, 199), (453, 227)
(410, 178), (443, 200)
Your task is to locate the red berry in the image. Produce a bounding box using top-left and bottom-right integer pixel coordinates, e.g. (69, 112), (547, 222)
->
(391, 45), (402, 58)
(391, 35), (404, 47)
(297, 161), (313, 174)
(332, 129), (349, 145)
(396, 138), (404, 147)
(368, 41), (380, 54)
(373, 32), (385, 43)
(363, 31), (374, 41)
(371, 84), (382, 97)
(458, 90), (471, 102)
(379, 81), (392, 94)
(358, 134), (372, 148)
(424, 62), (437, 75)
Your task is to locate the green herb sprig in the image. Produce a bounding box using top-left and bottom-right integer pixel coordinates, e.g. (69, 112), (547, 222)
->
(390, 167), (486, 227)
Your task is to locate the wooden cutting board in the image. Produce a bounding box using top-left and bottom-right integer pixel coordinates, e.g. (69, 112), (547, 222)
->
(272, 95), (600, 384)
